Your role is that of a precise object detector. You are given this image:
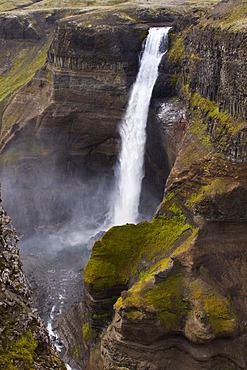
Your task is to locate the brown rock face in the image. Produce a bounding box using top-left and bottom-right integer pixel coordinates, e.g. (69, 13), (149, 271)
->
(176, 22), (247, 163)
(0, 8), (177, 235)
(81, 4), (247, 369)
(183, 26), (247, 121)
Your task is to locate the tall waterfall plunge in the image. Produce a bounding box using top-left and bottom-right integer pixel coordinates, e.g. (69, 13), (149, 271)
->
(112, 27), (171, 226)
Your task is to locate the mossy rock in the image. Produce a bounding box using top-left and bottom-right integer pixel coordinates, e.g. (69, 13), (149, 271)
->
(189, 279), (238, 338)
(121, 273), (190, 332)
(168, 33), (185, 64)
(115, 270), (238, 341)
(0, 331), (37, 370)
(84, 207), (195, 296)
(82, 323), (96, 343)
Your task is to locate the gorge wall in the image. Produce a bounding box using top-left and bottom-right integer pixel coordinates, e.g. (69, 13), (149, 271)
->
(0, 5), (182, 369)
(0, 7), (177, 236)
(82, 1), (247, 369)
(0, 0), (246, 369)
(0, 199), (66, 369)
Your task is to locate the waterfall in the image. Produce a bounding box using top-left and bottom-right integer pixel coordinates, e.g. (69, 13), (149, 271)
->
(112, 27), (171, 226)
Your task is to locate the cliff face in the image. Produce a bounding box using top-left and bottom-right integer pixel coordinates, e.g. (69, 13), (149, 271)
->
(178, 26), (246, 162)
(0, 200), (65, 369)
(0, 8), (177, 235)
(1, 1), (246, 369)
(83, 2), (247, 369)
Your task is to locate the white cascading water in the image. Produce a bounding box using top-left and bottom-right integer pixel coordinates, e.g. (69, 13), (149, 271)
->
(113, 27), (171, 225)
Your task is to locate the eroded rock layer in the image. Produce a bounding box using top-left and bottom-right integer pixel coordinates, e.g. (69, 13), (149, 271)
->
(0, 8), (177, 235)
(82, 1), (247, 369)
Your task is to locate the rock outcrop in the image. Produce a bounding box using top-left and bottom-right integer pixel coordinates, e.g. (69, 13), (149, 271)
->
(0, 198), (66, 369)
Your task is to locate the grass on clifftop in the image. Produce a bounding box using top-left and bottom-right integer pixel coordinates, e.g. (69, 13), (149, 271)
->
(0, 0), (221, 12)
(0, 0), (129, 11)
(0, 37), (52, 138)
(209, 0), (247, 30)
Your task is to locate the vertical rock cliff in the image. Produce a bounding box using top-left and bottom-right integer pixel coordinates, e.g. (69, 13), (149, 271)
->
(82, 1), (247, 369)
(0, 8), (176, 235)
(0, 197), (66, 369)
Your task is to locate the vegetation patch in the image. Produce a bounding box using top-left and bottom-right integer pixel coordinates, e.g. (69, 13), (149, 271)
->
(145, 275), (189, 331)
(168, 33), (184, 64)
(186, 178), (228, 209)
(116, 272), (191, 333)
(84, 204), (194, 293)
(0, 37), (52, 138)
(191, 93), (243, 135)
(82, 323), (96, 343)
(190, 280), (238, 336)
(0, 331), (37, 370)
(204, 294), (236, 334)
(208, 1), (247, 31)
(189, 92), (244, 154)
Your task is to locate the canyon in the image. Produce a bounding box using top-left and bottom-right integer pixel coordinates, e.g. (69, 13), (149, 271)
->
(0, 0), (246, 369)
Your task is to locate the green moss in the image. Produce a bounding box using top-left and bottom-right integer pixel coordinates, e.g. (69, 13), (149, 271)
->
(0, 38), (52, 138)
(189, 92), (244, 155)
(82, 323), (96, 343)
(125, 310), (145, 321)
(190, 53), (203, 63)
(114, 226), (199, 327)
(170, 73), (180, 89)
(186, 178), (228, 208)
(0, 331), (37, 370)
(92, 313), (111, 320)
(190, 117), (213, 150)
(84, 210), (194, 292)
(168, 34), (184, 64)
(190, 280), (237, 336)
(191, 93), (243, 135)
(118, 273), (190, 332)
(145, 275), (190, 331)
(204, 294), (236, 334)
(70, 343), (79, 358)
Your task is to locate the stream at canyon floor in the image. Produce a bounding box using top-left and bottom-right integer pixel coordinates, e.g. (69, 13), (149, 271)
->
(19, 226), (102, 367)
